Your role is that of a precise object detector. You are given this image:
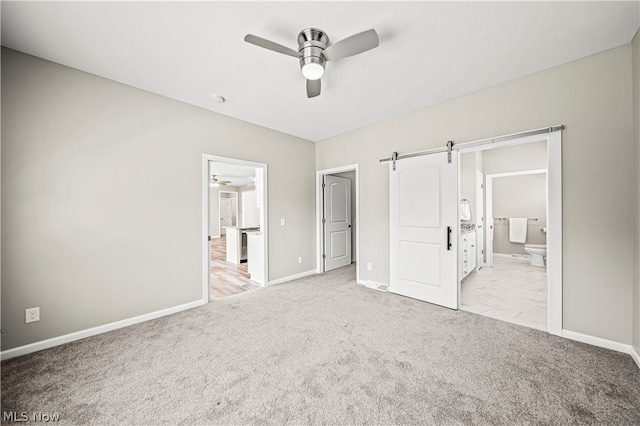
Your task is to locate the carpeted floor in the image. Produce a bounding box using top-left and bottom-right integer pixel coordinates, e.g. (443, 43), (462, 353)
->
(2, 264), (640, 425)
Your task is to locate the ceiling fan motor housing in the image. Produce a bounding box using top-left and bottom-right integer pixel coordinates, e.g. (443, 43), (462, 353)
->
(298, 28), (328, 79)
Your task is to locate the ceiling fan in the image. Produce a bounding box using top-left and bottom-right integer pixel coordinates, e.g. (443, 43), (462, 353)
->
(244, 27), (379, 98)
(210, 175), (231, 187)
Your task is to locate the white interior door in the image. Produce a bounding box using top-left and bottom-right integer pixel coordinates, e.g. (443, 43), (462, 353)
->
(389, 152), (458, 309)
(220, 199), (232, 228)
(324, 175), (351, 271)
(476, 171), (485, 268)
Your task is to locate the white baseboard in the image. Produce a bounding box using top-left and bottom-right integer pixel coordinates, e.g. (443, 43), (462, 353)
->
(1, 299), (207, 361)
(268, 269), (316, 286)
(561, 329), (632, 355)
(631, 345), (640, 369)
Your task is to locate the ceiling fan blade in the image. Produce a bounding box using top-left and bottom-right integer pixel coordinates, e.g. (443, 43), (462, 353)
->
(307, 79), (321, 98)
(323, 29), (379, 61)
(244, 34), (299, 58)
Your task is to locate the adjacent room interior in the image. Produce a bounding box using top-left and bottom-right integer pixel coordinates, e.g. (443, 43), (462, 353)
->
(208, 160), (264, 300)
(459, 140), (550, 331)
(1, 1), (640, 424)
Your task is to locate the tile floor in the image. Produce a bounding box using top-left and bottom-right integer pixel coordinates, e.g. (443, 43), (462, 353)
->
(460, 254), (547, 331)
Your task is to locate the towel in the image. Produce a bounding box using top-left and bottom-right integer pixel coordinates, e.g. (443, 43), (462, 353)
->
(460, 203), (471, 220)
(509, 218), (528, 243)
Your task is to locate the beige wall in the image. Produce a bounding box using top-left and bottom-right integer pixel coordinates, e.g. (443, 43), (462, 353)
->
(481, 141), (548, 255)
(1, 48), (316, 351)
(633, 29), (640, 356)
(317, 45), (634, 344)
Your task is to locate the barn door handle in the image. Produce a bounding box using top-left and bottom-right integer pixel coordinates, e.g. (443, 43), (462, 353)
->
(447, 226), (452, 250)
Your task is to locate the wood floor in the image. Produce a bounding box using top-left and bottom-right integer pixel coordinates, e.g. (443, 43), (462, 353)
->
(210, 235), (259, 301)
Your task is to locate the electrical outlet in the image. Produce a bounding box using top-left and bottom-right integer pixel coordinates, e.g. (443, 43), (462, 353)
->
(298, 256), (303, 264)
(25, 307), (40, 324)
(367, 262), (372, 271)
(281, 218), (286, 226)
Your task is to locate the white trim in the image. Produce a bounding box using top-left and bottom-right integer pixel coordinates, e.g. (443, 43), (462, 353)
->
(562, 330), (633, 355)
(268, 269), (316, 286)
(546, 131), (563, 336)
(0, 299), (206, 361)
(486, 168), (547, 179)
(631, 346), (640, 369)
(202, 155), (211, 302)
(315, 164), (360, 284)
(203, 154), (269, 302)
(485, 169), (547, 268)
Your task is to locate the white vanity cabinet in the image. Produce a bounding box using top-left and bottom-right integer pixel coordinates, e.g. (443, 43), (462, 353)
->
(462, 231), (477, 278)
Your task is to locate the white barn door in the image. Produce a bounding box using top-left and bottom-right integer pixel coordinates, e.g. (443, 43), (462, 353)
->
(389, 152), (458, 309)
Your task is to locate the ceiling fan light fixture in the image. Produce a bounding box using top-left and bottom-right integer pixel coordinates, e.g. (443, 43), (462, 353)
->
(245, 26), (378, 97)
(301, 62), (324, 80)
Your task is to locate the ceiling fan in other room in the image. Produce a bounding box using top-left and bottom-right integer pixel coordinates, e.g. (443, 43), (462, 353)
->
(210, 175), (231, 187)
(244, 27), (379, 98)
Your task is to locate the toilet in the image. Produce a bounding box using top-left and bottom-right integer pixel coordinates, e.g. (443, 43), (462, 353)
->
(524, 244), (546, 267)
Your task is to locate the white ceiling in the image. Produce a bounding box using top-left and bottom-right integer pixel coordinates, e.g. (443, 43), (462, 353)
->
(210, 162), (256, 187)
(2, 1), (639, 142)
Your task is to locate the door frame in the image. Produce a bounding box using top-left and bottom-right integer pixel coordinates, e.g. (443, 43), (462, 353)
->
(315, 164), (359, 282)
(323, 175), (353, 272)
(457, 130), (562, 336)
(202, 154), (269, 302)
(485, 168), (547, 266)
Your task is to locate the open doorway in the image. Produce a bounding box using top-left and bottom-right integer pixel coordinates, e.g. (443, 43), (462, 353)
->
(380, 126), (561, 334)
(457, 134), (561, 334)
(203, 155), (268, 301)
(316, 165), (359, 281)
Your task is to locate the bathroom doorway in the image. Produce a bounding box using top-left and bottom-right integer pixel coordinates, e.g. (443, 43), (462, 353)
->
(218, 191), (238, 236)
(203, 154), (268, 302)
(462, 167), (548, 331)
(457, 132), (561, 334)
